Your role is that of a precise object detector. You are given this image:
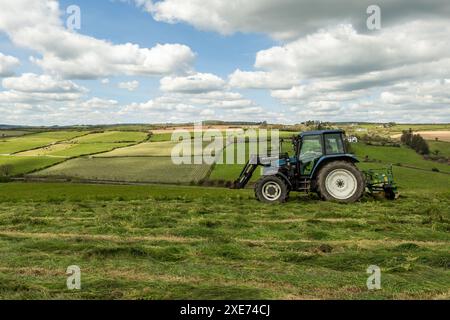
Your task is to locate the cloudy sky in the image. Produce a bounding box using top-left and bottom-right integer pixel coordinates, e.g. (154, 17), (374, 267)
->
(0, 0), (449, 125)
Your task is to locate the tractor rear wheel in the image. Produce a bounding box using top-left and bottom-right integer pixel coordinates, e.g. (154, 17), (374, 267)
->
(316, 161), (364, 203)
(254, 176), (289, 203)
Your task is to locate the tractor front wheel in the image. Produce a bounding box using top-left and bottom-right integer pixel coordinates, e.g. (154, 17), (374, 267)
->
(255, 176), (289, 203)
(316, 161), (364, 203)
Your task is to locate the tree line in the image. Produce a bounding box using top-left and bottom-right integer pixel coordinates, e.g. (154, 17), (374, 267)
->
(401, 130), (430, 155)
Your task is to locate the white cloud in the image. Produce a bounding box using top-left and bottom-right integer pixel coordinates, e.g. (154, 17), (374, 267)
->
(118, 86), (275, 123)
(79, 97), (119, 109)
(0, 52), (19, 77)
(255, 22), (450, 79)
(118, 80), (140, 91)
(0, 0), (195, 79)
(0, 73), (87, 104)
(142, 0), (450, 40)
(2, 73), (86, 93)
(226, 21), (450, 123)
(228, 69), (297, 90)
(101, 78), (110, 85)
(160, 73), (226, 93)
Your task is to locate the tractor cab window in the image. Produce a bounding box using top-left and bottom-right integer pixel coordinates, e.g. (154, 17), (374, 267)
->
(299, 135), (323, 175)
(324, 133), (345, 154)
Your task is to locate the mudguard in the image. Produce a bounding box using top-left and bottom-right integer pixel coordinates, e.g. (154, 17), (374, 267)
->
(310, 154), (359, 178)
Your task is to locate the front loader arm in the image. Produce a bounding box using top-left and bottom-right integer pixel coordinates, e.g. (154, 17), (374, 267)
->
(232, 155), (261, 189)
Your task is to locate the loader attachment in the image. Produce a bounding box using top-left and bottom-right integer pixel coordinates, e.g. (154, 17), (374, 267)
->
(231, 155), (261, 189)
(363, 165), (398, 200)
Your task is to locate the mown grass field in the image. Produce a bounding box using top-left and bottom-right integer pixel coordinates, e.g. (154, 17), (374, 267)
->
(0, 182), (448, 299)
(30, 157), (211, 184)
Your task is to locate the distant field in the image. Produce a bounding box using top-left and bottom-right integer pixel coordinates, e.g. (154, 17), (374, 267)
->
(17, 142), (134, 158)
(98, 141), (219, 158)
(150, 133), (173, 142)
(15, 143), (73, 156)
(30, 157), (211, 183)
(98, 141), (179, 157)
(390, 124), (450, 134)
(0, 130), (32, 138)
(391, 130), (450, 142)
(0, 156), (65, 176)
(70, 131), (148, 143)
(428, 140), (450, 157)
(149, 130), (294, 143)
(0, 131), (90, 155)
(352, 143), (449, 173)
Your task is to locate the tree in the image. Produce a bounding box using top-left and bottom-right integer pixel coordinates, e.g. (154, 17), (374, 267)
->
(401, 131), (430, 155)
(400, 130), (412, 145)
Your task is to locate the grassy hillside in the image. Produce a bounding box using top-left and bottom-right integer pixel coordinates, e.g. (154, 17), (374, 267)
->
(428, 140), (450, 157)
(352, 143), (449, 173)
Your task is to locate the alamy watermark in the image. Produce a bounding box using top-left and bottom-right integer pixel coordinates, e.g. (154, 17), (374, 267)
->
(366, 265), (381, 290)
(367, 5), (381, 30)
(66, 265), (81, 290)
(66, 5), (81, 32)
(170, 123), (280, 167)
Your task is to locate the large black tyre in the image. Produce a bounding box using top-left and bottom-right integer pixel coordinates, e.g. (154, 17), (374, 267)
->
(316, 161), (365, 203)
(254, 175), (289, 203)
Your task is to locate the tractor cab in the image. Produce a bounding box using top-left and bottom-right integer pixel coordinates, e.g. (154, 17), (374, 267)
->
(295, 130), (353, 176)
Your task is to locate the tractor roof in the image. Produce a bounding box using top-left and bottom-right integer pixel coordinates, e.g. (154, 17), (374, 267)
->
(299, 129), (344, 137)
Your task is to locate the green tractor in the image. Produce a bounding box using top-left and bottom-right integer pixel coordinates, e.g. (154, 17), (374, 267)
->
(233, 130), (397, 203)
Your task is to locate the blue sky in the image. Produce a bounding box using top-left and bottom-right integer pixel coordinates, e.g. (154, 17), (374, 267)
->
(0, 0), (449, 125)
